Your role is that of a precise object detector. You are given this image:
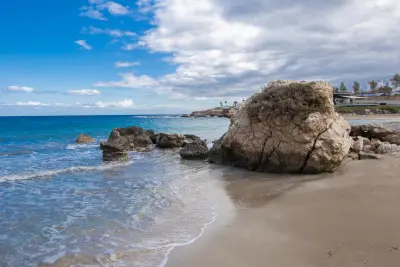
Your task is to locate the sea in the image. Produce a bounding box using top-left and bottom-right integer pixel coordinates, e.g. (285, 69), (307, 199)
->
(1, 115), (398, 267)
(0, 115), (230, 267)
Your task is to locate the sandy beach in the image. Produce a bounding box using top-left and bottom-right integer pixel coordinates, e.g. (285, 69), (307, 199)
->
(166, 157), (400, 267)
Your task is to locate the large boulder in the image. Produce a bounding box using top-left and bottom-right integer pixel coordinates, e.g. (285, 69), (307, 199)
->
(76, 134), (94, 144)
(100, 126), (154, 160)
(180, 140), (209, 160)
(209, 80), (353, 174)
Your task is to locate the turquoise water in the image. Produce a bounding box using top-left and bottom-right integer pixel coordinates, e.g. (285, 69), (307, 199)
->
(0, 115), (229, 267)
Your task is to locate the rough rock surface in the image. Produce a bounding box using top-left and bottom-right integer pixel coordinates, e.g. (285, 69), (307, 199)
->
(100, 142), (128, 161)
(209, 80), (353, 174)
(351, 138), (364, 153)
(349, 124), (400, 157)
(100, 126), (154, 160)
(180, 140), (209, 160)
(76, 134), (94, 143)
(157, 133), (185, 148)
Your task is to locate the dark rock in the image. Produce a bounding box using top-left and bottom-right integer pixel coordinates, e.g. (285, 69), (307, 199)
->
(157, 133), (185, 148)
(100, 126), (154, 161)
(76, 134), (94, 143)
(100, 142), (128, 161)
(180, 140), (209, 160)
(351, 125), (393, 139)
(382, 134), (400, 145)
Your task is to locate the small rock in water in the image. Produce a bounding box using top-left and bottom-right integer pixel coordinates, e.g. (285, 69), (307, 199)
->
(76, 134), (94, 143)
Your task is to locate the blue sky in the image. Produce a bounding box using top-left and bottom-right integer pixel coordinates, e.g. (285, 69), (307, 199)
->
(1, 0), (399, 116)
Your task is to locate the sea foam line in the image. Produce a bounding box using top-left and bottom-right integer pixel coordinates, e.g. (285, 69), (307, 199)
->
(0, 161), (134, 182)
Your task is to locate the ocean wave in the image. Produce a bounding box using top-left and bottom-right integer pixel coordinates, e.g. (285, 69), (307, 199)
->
(0, 161), (134, 182)
(0, 150), (34, 157)
(66, 143), (99, 150)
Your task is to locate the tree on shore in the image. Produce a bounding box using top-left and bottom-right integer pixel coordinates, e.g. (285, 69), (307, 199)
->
(220, 102), (223, 108)
(392, 73), (400, 90)
(339, 82), (348, 92)
(369, 81), (378, 94)
(333, 87), (340, 93)
(353, 81), (360, 95)
(233, 101), (238, 107)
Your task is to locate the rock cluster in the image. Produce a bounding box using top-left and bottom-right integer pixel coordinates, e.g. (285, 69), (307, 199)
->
(76, 134), (94, 143)
(182, 108), (233, 118)
(209, 80), (353, 174)
(100, 126), (206, 161)
(348, 124), (400, 160)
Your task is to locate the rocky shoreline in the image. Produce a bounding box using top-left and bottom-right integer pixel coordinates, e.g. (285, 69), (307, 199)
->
(90, 80), (400, 174)
(181, 107), (233, 118)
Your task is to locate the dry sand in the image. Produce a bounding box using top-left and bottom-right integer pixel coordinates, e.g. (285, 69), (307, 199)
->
(166, 157), (400, 267)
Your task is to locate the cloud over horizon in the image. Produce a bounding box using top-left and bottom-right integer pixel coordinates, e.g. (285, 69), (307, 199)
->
(95, 0), (400, 100)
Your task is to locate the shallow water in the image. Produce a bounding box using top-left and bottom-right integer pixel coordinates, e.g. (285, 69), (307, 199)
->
(0, 115), (229, 267)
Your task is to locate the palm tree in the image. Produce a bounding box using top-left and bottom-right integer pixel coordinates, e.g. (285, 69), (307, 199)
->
(224, 101), (227, 107)
(233, 101), (238, 107)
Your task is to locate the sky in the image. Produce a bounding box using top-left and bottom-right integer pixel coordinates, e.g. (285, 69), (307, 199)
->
(0, 0), (399, 116)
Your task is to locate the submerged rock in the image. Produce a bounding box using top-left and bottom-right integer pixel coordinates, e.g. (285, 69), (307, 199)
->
(180, 140), (209, 160)
(76, 134), (94, 143)
(209, 80), (353, 174)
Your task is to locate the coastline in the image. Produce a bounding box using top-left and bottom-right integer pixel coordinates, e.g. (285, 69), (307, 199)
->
(166, 158), (400, 267)
(344, 114), (400, 120)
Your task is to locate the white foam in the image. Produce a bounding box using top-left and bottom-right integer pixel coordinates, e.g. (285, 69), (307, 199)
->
(0, 161), (134, 182)
(66, 143), (98, 150)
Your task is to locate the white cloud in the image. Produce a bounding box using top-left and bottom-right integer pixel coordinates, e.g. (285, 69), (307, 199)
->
(1, 99), (134, 109)
(113, 0), (400, 99)
(79, 8), (107, 20)
(121, 43), (137, 51)
(114, 61), (140, 68)
(16, 101), (49, 106)
(80, 1), (130, 21)
(75, 40), (93, 50)
(95, 73), (158, 88)
(82, 26), (136, 37)
(5, 86), (34, 93)
(67, 89), (101, 96)
(104, 2), (130, 15)
(94, 99), (134, 108)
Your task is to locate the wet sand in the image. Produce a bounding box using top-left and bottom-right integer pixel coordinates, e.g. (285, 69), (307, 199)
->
(166, 158), (400, 267)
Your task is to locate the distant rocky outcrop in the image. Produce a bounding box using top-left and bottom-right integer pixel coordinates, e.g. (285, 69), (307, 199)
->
(76, 134), (94, 143)
(182, 108), (233, 118)
(180, 140), (209, 160)
(209, 80), (353, 174)
(348, 124), (400, 159)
